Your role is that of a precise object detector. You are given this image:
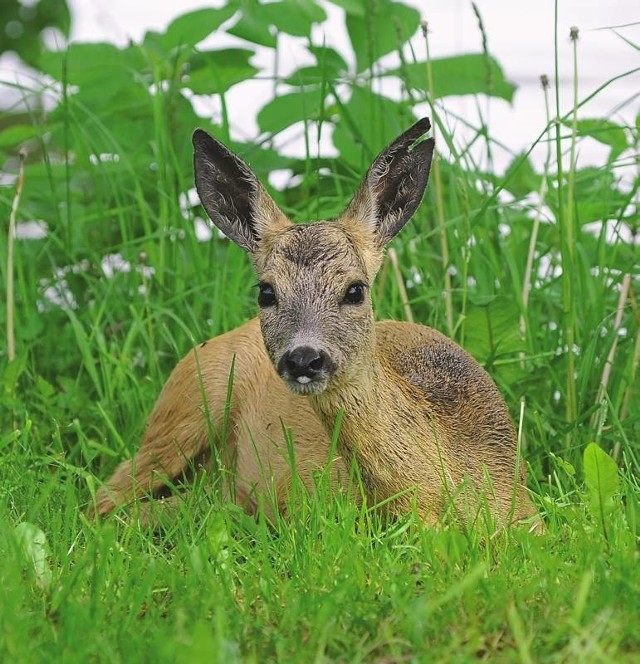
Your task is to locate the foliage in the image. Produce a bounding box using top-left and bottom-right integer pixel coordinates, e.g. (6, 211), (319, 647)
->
(0, 0), (638, 661)
(583, 442), (621, 538)
(0, 0), (70, 67)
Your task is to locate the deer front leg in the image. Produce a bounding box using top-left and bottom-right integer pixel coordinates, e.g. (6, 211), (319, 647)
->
(94, 345), (234, 517)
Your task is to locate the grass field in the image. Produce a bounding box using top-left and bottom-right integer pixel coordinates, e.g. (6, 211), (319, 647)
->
(1, 2), (639, 661)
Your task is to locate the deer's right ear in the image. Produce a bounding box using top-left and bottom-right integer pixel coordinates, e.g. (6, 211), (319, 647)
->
(192, 129), (290, 252)
(341, 118), (434, 248)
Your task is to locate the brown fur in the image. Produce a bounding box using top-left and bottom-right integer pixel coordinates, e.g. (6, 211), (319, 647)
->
(95, 119), (539, 530)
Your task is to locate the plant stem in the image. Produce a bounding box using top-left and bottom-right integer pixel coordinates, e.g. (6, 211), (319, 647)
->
(422, 21), (454, 335)
(62, 52), (73, 254)
(593, 274), (631, 447)
(619, 294), (639, 424)
(563, 26), (580, 436)
(388, 247), (414, 323)
(520, 76), (552, 364)
(6, 148), (27, 364)
(554, 5), (579, 444)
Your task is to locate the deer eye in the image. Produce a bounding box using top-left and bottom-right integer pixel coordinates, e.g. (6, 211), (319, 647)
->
(342, 282), (366, 305)
(258, 282), (277, 307)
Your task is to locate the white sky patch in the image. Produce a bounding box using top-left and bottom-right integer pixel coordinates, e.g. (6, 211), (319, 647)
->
(268, 169), (301, 190)
(583, 220), (639, 246)
(1, 0), (637, 175)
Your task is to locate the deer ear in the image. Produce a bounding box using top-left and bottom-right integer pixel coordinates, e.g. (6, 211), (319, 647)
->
(192, 129), (290, 252)
(342, 118), (434, 246)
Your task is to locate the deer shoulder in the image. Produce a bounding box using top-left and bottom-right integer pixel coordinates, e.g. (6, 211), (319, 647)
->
(376, 321), (515, 442)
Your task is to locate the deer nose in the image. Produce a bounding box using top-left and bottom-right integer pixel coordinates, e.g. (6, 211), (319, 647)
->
(279, 346), (326, 381)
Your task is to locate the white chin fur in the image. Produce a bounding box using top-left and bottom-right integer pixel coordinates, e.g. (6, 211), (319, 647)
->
(285, 378), (326, 395)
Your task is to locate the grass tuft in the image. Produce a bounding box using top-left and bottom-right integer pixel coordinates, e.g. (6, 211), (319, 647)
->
(0, 2), (638, 661)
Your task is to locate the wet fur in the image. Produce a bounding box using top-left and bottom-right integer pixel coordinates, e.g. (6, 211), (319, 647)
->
(96, 119), (539, 529)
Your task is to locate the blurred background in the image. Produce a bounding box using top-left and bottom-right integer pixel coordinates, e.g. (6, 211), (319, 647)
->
(0, 6), (638, 659)
(1, 0), (638, 172)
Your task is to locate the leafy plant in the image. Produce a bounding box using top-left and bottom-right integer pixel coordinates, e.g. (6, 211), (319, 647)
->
(583, 442), (620, 537)
(0, 0), (638, 660)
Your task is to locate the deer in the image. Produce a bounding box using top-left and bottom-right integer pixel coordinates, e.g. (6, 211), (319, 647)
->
(95, 117), (538, 530)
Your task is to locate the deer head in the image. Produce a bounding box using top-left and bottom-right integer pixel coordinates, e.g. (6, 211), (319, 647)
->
(193, 119), (434, 395)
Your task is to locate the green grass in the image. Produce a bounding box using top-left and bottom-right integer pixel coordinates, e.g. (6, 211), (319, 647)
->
(1, 474), (638, 662)
(1, 2), (639, 661)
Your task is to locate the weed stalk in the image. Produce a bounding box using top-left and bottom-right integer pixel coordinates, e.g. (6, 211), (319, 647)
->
(592, 274), (631, 443)
(519, 75), (552, 363)
(6, 148), (27, 364)
(387, 247), (414, 323)
(619, 277), (639, 424)
(422, 20), (454, 335)
(564, 26), (580, 434)
(554, 8), (579, 443)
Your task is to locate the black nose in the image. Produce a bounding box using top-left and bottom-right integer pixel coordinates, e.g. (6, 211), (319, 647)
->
(279, 346), (326, 379)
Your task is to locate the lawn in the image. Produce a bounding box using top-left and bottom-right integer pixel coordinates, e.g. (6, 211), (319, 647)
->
(0, 1), (638, 661)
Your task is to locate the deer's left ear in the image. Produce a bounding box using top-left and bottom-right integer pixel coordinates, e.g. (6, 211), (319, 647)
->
(341, 118), (434, 246)
(193, 129), (291, 252)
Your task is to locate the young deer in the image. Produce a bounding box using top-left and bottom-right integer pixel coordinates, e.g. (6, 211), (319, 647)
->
(95, 118), (537, 528)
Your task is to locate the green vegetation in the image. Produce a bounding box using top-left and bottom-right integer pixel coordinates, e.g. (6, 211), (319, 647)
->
(1, 0), (638, 661)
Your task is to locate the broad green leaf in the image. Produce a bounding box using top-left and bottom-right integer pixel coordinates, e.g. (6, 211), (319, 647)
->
(36, 375), (56, 400)
(286, 46), (348, 86)
(38, 43), (149, 115)
(0, 124), (37, 150)
(45, 79), (154, 158)
(386, 54), (516, 102)
(228, 0), (325, 44)
(331, 85), (416, 170)
(14, 522), (52, 591)
(188, 49), (259, 94)
(568, 118), (629, 162)
(181, 620), (241, 663)
(4, 0), (70, 68)
(550, 452), (576, 477)
(504, 153), (541, 198)
(463, 296), (525, 363)
(308, 45), (348, 73)
(583, 442), (619, 524)
(157, 6), (238, 51)
(571, 167), (628, 225)
(346, 0), (420, 72)
(257, 89), (325, 135)
(39, 43), (146, 86)
(285, 65), (337, 86)
(242, 149), (301, 175)
(228, 7), (277, 48)
(207, 136), (302, 174)
(327, 0), (366, 17)
(21, 311), (46, 342)
(3, 356), (27, 397)
(260, 0), (327, 37)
